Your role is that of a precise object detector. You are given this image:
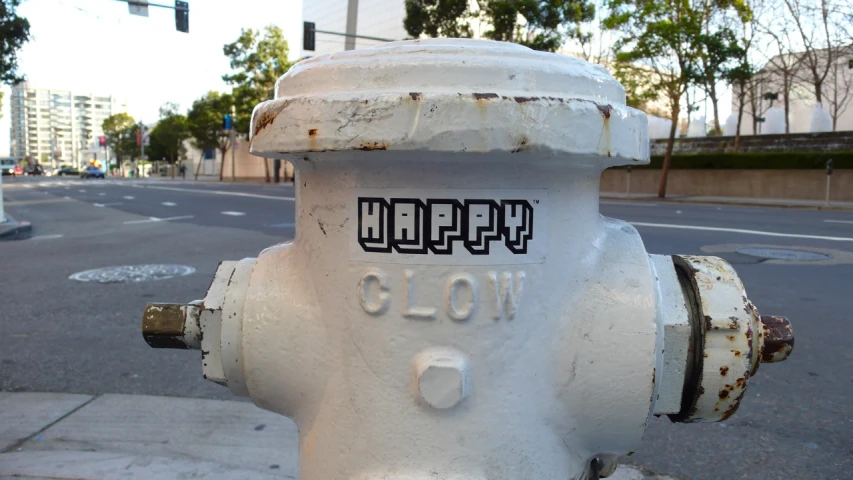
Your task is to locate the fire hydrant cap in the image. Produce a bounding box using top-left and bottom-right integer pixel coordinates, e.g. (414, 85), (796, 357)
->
(250, 38), (649, 164)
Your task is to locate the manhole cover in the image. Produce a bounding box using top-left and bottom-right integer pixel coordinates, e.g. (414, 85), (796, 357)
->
(735, 247), (832, 262)
(69, 264), (196, 283)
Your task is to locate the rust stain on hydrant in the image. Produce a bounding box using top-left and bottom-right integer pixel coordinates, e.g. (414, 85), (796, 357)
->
(596, 103), (613, 119)
(760, 315), (794, 363)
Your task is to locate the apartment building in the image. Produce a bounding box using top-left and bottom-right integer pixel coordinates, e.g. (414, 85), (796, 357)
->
(9, 82), (128, 166)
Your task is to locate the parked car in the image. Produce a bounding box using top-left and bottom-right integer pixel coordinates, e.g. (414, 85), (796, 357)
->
(56, 166), (80, 176)
(80, 166), (105, 179)
(12, 164), (23, 176)
(0, 157), (15, 176)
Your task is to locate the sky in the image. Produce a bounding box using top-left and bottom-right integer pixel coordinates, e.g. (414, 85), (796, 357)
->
(0, 0), (303, 155)
(1, 0), (734, 156)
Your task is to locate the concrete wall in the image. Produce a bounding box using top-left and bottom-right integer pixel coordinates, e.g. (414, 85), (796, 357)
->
(601, 168), (853, 202)
(181, 137), (294, 182)
(649, 131), (853, 156)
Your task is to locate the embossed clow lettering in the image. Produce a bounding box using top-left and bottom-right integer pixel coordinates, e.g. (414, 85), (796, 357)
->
(358, 269), (525, 322)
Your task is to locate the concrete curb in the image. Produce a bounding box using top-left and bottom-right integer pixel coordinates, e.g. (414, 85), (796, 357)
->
(0, 392), (678, 480)
(0, 214), (33, 241)
(601, 193), (853, 211)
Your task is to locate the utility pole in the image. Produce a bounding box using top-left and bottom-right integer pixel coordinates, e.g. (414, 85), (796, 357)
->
(345, 0), (359, 50)
(139, 122), (145, 179)
(230, 104), (236, 182)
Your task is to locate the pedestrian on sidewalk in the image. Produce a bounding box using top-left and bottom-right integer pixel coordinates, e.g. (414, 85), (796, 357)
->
(180, 164), (186, 179)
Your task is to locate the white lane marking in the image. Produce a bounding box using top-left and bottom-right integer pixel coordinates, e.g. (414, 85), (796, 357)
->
(94, 202), (123, 207)
(124, 196), (135, 200)
(221, 211), (246, 216)
(98, 192), (106, 196)
(600, 201), (658, 207)
(78, 189), (86, 192)
(142, 185), (294, 201)
(63, 196), (71, 199)
(676, 210), (683, 214)
(124, 215), (194, 225)
(631, 222), (853, 242)
(161, 202), (177, 206)
(29, 234), (64, 240)
(824, 219), (853, 225)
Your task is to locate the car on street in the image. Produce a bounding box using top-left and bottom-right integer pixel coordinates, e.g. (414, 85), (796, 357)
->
(80, 166), (105, 179)
(56, 166), (80, 176)
(1, 157), (16, 176)
(12, 164), (24, 176)
(24, 164), (44, 175)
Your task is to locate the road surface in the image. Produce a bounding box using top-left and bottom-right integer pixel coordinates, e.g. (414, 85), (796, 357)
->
(2, 176), (851, 480)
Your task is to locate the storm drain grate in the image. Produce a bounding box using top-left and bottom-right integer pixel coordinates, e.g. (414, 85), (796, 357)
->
(69, 264), (196, 283)
(735, 247), (832, 262)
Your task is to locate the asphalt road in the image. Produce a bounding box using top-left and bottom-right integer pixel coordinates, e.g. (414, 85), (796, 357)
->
(2, 176), (852, 480)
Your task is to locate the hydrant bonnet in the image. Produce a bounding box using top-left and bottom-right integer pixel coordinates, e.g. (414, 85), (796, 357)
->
(250, 38), (649, 163)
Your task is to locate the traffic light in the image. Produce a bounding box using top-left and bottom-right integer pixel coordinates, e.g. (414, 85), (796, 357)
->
(175, 1), (189, 33)
(303, 22), (315, 51)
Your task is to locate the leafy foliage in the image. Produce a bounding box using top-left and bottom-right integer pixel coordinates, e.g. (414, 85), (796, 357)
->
(102, 113), (138, 165)
(187, 92), (234, 181)
(404, 0), (473, 38)
(222, 26), (293, 134)
(0, 0), (30, 85)
(403, 0), (595, 52)
(148, 104), (190, 164)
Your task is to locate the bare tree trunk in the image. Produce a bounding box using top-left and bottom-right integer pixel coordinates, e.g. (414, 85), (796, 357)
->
(658, 103), (680, 199)
(735, 87), (746, 153)
(783, 75), (791, 134)
(194, 152), (203, 180)
(263, 157), (271, 183)
(710, 84), (720, 134)
(219, 148), (226, 182)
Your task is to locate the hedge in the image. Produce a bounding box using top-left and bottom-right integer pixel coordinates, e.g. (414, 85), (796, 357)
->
(627, 151), (853, 169)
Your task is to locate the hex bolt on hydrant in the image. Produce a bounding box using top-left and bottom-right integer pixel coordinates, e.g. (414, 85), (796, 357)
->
(142, 39), (794, 480)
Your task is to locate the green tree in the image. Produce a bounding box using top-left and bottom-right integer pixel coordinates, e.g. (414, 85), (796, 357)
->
(695, 28), (746, 134)
(0, 0), (31, 85)
(222, 25), (293, 135)
(404, 0), (595, 52)
(187, 91), (233, 182)
(692, 0), (751, 134)
(102, 112), (137, 177)
(148, 103), (190, 168)
(404, 0), (474, 38)
(605, 0), (705, 198)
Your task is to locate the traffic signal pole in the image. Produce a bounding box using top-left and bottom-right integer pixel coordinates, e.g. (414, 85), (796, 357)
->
(120, 0), (189, 33)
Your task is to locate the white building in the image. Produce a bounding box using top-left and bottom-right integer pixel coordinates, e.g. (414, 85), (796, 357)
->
(8, 82), (128, 167)
(734, 46), (853, 134)
(302, 0), (410, 57)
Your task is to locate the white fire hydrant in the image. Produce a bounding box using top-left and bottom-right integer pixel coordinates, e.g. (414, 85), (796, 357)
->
(143, 39), (793, 480)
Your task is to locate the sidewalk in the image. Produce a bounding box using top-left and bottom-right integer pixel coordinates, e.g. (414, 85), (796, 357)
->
(602, 191), (853, 210)
(0, 392), (676, 480)
(0, 214), (32, 241)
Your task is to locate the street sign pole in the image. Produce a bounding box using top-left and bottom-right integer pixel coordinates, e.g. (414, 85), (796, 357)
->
(231, 105), (236, 182)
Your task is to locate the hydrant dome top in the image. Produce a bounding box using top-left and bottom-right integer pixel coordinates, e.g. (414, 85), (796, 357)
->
(278, 38), (625, 103)
(250, 38), (649, 164)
